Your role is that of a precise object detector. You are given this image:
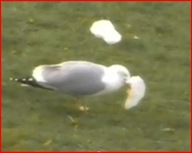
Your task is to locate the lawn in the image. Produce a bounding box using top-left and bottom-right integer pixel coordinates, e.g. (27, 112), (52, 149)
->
(2, 2), (190, 151)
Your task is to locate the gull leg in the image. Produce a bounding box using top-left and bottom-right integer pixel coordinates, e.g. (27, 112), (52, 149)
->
(74, 97), (90, 112)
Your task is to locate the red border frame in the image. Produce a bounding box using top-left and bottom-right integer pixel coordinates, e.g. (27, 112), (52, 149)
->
(1, 0), (191, 153)
(0, 0), (192, 1)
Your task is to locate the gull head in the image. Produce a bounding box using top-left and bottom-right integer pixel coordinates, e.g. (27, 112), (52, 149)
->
(109, 65), (130, 83)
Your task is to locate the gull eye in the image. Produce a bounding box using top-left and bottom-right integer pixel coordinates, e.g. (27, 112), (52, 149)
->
(122, 72), (128, 79)
(124, 73), (128, 77)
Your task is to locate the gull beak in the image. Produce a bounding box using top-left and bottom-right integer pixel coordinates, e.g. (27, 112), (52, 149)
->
(125, 82), (131, 91)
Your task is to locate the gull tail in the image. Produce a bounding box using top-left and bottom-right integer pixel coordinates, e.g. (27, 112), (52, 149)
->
(10, 77), (52, 90)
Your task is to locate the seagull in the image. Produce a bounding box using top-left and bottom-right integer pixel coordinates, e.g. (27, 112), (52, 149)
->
(10, 61), (145, 110)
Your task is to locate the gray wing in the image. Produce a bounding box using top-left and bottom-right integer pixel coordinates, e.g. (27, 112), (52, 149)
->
(40, 62), (106, 96)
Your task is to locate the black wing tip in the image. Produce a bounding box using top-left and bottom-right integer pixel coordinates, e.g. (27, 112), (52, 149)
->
(10, 77), (17, 81)
(10, 77), (34, 82)
(10, 76), (53, 91)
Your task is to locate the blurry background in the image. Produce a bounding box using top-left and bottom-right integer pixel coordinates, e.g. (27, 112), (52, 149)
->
(2, 2), (190, 151)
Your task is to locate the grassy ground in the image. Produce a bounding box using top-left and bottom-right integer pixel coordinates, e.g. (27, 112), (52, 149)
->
(2, 2), (190, 151)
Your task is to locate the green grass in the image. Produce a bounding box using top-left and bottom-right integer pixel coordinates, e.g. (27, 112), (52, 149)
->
(2, 2), (190, 151)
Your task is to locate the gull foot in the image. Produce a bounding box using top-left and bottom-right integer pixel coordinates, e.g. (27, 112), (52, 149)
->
(79, 105), (90, 112)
